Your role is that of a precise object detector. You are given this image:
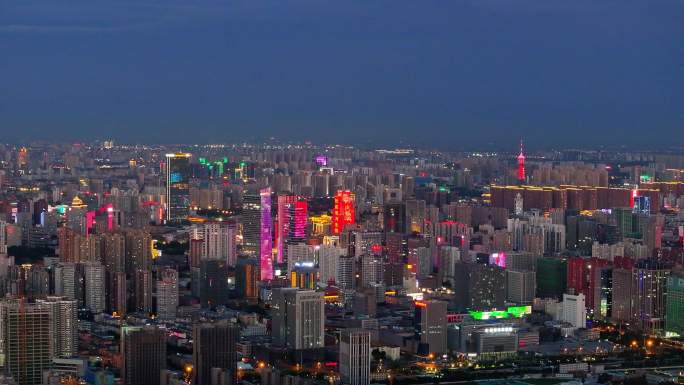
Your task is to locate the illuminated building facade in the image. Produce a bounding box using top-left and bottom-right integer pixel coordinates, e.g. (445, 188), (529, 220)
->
(666, 270), (684, 337)
(310, 214), (332, 235)
(290, 262), (318, 289)
(279, 197), (308, 263)
(517, 140), (525, 182)
(566, 257), (610, 311)
(242, 193), (261, 255)
(277, 195), (298, 263)
(165, 153), (191, 222)
(332, 190), (355, 235)
(236, 258), (258, 299)
(260, 188), (273, 281)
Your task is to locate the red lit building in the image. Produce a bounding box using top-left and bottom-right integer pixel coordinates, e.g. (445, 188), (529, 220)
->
(276, 196), (308, 264)
(332, 190), (355, 235)
(566, 256), (610, 311)
(517, 140), (525, 182)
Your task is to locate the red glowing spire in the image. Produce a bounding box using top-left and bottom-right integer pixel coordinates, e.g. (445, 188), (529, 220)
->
(517, 139), (525, 182)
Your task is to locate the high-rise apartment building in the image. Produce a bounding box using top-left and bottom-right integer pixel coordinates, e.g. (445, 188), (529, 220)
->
(125, 229), (152, 273)
(83, 262), (105, 313)
(35, 296), (78, 359)
(134, 269), (153, 313)
(0, 299), (53, 385)
(190, 222), (238, 266)
(156, 268), (179, 320)
(54, 262), (85, 307)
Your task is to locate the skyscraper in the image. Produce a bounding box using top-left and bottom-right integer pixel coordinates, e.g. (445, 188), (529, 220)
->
(517, 139), (525, 182)
(241, 193), (261, 256)
(199, 259), (229, 308)
(121, 326), (167, 385)
(666, 270), (684, 336)
(414, 300), (448, 355)
(156, 268), (179, 320)
(192, 320), (239, 385)
(453, 263), (506, 311)
(236, 258), (258, 299)
(536, 257), (567, 299)
(340, 329), (371, 385)
(277, 194), (298, 263)
(506, 269), (536, 304)
(277, 196), (308, 265)
(333, 190), (356, 235)
(631, 259), (670, 332)
(271, 288), (325, 350)
(0, 299), (53, 385)
(260, 188), (273, 280)
(165, 152), (192, 222)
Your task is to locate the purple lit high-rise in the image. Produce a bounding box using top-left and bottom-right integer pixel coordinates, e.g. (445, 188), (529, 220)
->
(260, 188), (273, 280)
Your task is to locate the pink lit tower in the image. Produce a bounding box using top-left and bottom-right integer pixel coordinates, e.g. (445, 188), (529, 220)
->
(260, 188), (273, 281)
(517, 139), (525, 182)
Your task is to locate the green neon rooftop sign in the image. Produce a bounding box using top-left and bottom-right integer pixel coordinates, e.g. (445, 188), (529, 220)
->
(468, 306), (531, 320)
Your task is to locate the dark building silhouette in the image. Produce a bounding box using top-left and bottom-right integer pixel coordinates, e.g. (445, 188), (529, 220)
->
(199, 259), (229, 308)
(122, 326), (166, 385)
(193, 320), (239, 385)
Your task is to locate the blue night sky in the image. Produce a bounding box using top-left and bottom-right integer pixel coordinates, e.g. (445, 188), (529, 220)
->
(1, 0), (682, 148)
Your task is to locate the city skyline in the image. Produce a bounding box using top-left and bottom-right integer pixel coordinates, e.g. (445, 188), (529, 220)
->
(1, 1), (683, 385)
